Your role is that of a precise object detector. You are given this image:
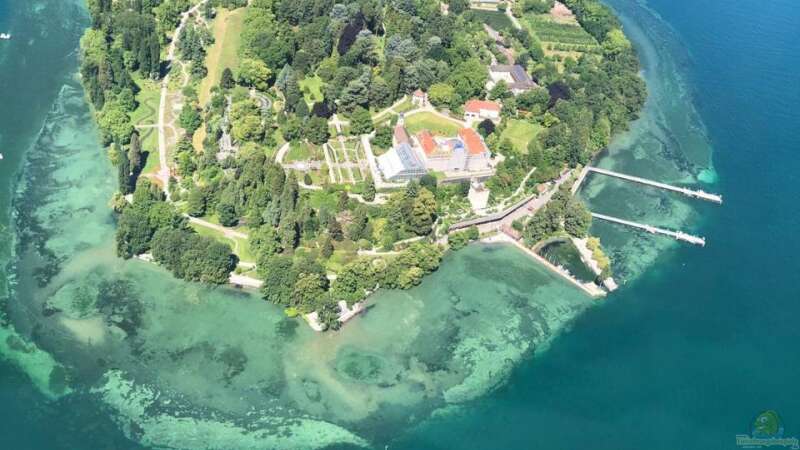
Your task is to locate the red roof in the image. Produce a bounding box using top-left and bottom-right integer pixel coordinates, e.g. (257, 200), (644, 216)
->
(413, 89), (426, 97)
(394, 123), (409, 144)
(464, 99), (501, 114)
(417, 131), (438, 156)
(459, 128), (488, 156)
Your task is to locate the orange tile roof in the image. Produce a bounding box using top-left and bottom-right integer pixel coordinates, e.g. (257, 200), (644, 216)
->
(417, 131), (438, 156)
(459, 128), (488, 156)
(464, 99), (501, 113)
(394, 123), (409, 144)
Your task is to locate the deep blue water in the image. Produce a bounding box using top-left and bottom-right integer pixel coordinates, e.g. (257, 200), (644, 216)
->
(1, 0), (799, 448)
(392, 0), (800, 448)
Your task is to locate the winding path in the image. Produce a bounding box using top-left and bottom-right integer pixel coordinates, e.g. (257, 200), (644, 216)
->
(157, 0), (208, 199)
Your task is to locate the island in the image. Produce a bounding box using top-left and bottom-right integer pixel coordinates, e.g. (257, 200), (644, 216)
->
(79, 0), (645, 330)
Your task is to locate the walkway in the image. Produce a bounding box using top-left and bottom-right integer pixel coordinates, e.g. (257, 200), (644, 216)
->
(584, 166), (723, 204)
(450, 170), (572, 232)
(591, 213), (706, 246)
(372, 95), (409, 123)
(229, 273), (262, 288)
(185, 215), (249, 240)
(157, 0), (208, 199)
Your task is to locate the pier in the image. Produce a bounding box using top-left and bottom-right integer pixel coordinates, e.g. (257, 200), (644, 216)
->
(584, 167), (723, 204)
(591, 213), (706, 246)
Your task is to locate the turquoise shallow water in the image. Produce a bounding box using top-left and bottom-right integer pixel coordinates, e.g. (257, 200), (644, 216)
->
(1, 0), (799, 448)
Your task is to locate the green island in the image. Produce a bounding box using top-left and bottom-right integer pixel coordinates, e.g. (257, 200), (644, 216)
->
(80, 0), (645, 330)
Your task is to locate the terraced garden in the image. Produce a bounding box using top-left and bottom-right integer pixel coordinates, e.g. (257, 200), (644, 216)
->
(526, 15), (598, 46)
(470, 10), (515, 32)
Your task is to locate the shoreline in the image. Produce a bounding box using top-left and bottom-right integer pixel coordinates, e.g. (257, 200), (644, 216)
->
(481, 233), (607, 298)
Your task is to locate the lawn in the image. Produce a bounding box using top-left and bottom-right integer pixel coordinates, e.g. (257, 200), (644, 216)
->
(190, 222), (256, 263)
(140, 127), (160, 174)
(307, 190), (338, 210)
(393, 97), (414, 114)
(372, 96), (413, 124)
(130, 76), (160, 127)
(325, 241), (358, 272)
(471, 10), (515, 32)
(404, 112), (462, 136)
(198, 7), (246, 108)
(285, 141), (322, 162)
(500, 119), (542, 153)
(299, 75), (325, 106)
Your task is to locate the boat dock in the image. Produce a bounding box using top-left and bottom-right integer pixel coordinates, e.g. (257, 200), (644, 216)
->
(591, 213), (706, 246)
(584, 166), (723, 204)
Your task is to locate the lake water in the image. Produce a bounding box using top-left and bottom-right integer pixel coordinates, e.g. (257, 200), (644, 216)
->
(0, 0), (798, 448)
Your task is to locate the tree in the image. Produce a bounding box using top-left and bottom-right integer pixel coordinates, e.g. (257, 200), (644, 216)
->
(291, 272), (328, 310)
(151, 228), (189, 278)
(230, 98), (265, 142)
(180, 235), (238, 284)
(517, 88), (550, 113)
(117, 88), (137, 112)
(259, 254), (297, 305)
(489, 81), (511, 101)
(115, 206), (153, 258)
(339, 75), (371, 113)
(186, 187), (206, 217)
(320, 234), (334, 259)
(282, 117), (302, 142)
(371, 125), (392, 148)
(350, 107), (374, 136)
(363, 178), (376, 202)
(220, 67), (235, 89)
(448, 58), (488, 101)
(448, 0), (470, 15)
(98, 100), (134, 145)
(428, 83), (455, 107)
(524, 205), (561, 244)
(117, 147), (134, 194)
(564, 200), (592, 237)
(331, 259), (376, 302)
(346, 207), (369, 241)
(369, 76), (392, 108)
(305, 116), (330, 145)
(328, 217), (343, 241)
(238, 58), (272, 91)
(477, 119), (496, 138)
(336, 191), (349, 211)
(408, 188), (437, 236)
(179, 103), (202, 136)
(128, 132), (143, 175)
(250, 225), (282, 258)
(217, 200), (238, 227)
(420, 174), (438, 194)
(279, 213), (299, 250)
